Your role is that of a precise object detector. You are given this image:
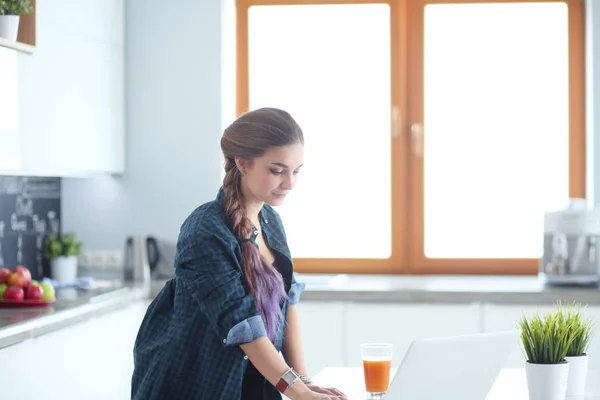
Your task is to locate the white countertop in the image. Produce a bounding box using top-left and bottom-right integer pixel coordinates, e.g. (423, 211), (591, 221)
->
(313, 367), (599, 399)
(295, 273), (600, 304)
(0, 281), (150, 349)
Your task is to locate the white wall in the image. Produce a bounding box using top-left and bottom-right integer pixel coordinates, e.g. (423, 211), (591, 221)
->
(61, 0), (231, 250)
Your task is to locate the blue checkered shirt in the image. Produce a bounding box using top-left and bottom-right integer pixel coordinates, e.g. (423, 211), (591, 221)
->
(131, 188), (306, 399)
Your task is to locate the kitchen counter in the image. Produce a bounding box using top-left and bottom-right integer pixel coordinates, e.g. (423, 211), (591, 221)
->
(0, 280), (155, 349)
(312, 367), (599, 399)
(2, 272), (600, 350)
(294, 273), (600, 304)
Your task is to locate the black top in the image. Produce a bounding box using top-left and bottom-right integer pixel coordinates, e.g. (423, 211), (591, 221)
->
(241, 253), (293, 400)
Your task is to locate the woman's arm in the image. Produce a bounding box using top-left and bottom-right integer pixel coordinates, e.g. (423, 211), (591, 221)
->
(282, 305), (308, 376)
(279, 306), (348, 398)
(240, 337), (310, 398)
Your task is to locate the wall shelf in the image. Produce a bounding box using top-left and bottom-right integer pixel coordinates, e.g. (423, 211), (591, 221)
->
(0, 0), (36, 54)
(0, 36), (34, 53)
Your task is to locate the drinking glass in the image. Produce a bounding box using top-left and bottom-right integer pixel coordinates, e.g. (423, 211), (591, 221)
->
(361, 343), (393, 399)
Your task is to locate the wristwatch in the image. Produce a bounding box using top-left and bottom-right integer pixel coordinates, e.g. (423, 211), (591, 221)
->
(276, 367), (300, 393)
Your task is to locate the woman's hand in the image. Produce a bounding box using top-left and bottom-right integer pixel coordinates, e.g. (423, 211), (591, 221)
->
(295, 392), (346, 400)
(293, 383), (348, 399)
(307, 384), (347, 399)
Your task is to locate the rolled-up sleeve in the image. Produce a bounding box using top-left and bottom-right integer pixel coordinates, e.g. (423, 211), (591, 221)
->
(288, 273), (306, 305)
(175, 231), (266, 346)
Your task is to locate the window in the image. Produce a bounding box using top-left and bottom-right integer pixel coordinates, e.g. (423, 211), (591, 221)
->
(236, 0), (585, 275)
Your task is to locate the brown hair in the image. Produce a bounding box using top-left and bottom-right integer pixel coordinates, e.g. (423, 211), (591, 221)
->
(220, 107), (304, 339)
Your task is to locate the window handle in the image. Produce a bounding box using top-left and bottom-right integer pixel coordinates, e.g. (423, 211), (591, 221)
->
(411, 122), (424, 156)
(391, 105), (401, 139)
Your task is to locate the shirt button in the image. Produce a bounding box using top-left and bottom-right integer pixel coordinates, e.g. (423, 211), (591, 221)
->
(254, 230), (259, 236)
(223, 339), (227, 344)
(244, 355), (248, 360)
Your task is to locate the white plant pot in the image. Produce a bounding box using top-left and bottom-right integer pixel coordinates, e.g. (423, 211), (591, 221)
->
(0, 16), (20, 41)
(565, 354), (589, 396)
(525, 361), (569, 400)
(50, 256), (78, 283)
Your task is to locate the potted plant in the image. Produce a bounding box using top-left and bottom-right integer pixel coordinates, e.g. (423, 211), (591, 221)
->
(559, 301), (597, 396)
(0, 0), (33, 41)
(43, 233), (83, 283)
(519, 308), (575, 400)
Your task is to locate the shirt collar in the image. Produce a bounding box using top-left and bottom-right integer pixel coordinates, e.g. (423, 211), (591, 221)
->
(216, 186), (225, 206)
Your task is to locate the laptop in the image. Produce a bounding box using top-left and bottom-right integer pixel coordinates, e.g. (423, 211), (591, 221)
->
(383, 330), (521, 399)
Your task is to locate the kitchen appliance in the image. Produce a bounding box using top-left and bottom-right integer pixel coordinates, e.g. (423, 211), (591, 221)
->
(123, 235), (176, 282)
(540, 199), (600, 286)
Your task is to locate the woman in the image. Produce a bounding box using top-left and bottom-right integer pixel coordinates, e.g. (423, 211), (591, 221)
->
(132, 108), (347, 400)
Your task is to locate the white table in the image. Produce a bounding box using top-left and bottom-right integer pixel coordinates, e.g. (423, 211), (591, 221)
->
(313, 367), (599, 399)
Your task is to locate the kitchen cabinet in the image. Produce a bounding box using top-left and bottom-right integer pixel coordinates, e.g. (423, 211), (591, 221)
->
(296, 301), (346, 376)
(0, 47), (21, 170)
(0, 300), (150, 400)
(483, 304), (600, 370)
(0, 0), (125, 177)
(344, 302), (482, 367)
(297, 297), (600, 376)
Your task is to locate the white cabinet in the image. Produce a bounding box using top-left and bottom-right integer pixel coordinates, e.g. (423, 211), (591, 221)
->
(298, 298), (600, 376)
(296, 301), (346, 376)
(1, 0), (125, 177)
(344, 302), (482, 367)
(41, 0), (124, 47)
(18, 21), (124, 175)
(585, 307), (600, 371)
(0, 47), (21, 170)
(482, 304), (554, 368)
(0, 300), (150, 400)
(483, 304), (600, 371)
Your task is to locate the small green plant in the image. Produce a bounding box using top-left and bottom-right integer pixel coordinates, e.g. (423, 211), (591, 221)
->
(0, 0), (33, 16)
(519, 308), (575, 364)
(556, 300), (597, 357)
(43, 233), (83, 259)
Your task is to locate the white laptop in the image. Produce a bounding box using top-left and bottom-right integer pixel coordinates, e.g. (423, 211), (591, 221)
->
(383, 330), (521, 400)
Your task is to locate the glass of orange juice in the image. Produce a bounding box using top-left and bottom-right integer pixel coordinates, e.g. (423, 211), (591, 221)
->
(361, 343), (393, 399)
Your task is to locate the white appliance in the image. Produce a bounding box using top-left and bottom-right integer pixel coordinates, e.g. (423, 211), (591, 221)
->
(123, 235), (176, 282)
(540, 199), (600, 286)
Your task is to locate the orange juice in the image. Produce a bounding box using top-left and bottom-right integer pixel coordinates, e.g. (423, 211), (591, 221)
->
(363, 359), (392, 393)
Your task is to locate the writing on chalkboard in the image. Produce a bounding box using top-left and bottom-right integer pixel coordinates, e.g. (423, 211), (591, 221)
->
(0, 176), (61, 280)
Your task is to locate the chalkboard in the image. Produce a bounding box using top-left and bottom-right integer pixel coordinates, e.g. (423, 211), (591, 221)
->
(0, 176), (61, 280)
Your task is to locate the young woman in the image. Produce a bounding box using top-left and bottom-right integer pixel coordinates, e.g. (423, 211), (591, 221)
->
(132, 108), (347, 399)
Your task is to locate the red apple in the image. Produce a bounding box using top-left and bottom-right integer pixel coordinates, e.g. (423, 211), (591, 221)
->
(7, 266), (32, 288)
(12, 265), (31, 277)
(24, 284), (44, 301)
(0, 268), (9, 284)
(3, 286), (24, 301)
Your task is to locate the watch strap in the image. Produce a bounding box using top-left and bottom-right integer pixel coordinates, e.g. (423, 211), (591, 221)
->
(276, 367), (300, 393)
(275, 378), (289, 393)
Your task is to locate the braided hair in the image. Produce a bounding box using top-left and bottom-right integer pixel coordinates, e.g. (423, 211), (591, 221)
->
(220, 107), (304, 340)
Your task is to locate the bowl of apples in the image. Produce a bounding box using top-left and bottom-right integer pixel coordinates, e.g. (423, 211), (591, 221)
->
(0, 265), (56, 308)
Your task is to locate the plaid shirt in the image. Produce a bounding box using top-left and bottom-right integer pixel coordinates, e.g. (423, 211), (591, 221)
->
(131, 188), (306, 400)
